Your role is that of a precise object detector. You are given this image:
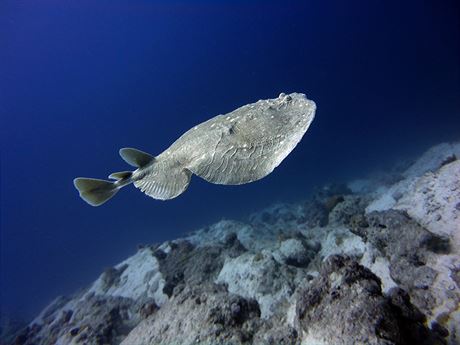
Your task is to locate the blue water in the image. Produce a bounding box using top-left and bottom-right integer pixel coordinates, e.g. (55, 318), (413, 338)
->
(1, 0), (459, 322)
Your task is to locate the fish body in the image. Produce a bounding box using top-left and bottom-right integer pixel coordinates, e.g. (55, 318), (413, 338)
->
(74, 92), (316, 206)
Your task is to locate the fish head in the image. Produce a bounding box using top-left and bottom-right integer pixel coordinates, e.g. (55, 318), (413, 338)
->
(274, 92), (316, 131)
(224, 92), (316, 142)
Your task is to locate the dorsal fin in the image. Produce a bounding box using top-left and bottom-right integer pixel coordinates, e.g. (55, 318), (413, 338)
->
(119, 148), (155, 167)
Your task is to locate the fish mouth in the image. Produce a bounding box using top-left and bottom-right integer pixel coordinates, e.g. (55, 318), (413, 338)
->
(273, 93), (316, 126)
(281, 93), (315, 110)
(279, 92), (312, 103)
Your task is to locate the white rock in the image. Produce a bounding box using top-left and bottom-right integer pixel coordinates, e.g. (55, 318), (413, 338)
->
(365, 178), (418, 213)
(402, 142), (460, 178)
(360, 244), (398, 293)
(428, 254), (460, 337)
(236, 222), (280, 252)
(84, 248), (168, 306)
(276, 238), (310, 266)
(395, 160), (460, 246)
(366, 142), (460, 214)
(393, 159), (460, 340)
(158, 241), (172, 254)
(318, 226), (366, 260)
(216, 252), (297, 319)
(366, 189), (397, 213)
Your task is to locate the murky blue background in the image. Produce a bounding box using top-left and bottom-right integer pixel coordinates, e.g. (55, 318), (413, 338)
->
(1, 0), (459, 321)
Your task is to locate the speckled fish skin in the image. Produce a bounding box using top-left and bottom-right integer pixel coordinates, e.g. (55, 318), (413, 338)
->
(132, 92), (316, 199)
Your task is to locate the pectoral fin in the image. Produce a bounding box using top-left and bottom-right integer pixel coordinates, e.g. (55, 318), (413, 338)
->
(134, 160), (192, 200)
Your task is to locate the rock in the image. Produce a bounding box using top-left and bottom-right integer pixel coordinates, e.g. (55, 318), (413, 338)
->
(14, 248), (167, 345)
(276, 238), (316, 267)
(85, 248), (169, 306)
(301, 183), (353, 228)
(394, 159), (460, 340)
(122, 284), (300, 345)
(317, 226), (366, 260)
(366, 142), (460, 214)
(328, 195), (368, 226)
(395, 160), (460, 247)
(294, 255), (445, 345)
(361, 146), (460, 341)
(352, 210), (460, 342)
(120, 284), (262, 345)
(323, 194), (345, 211)
(348, 170), (405, 195)
(215, 252), (304, 319)
(360, 243), (398, 293)
(155, 239), (245, 297)
(302, 199), (329, 227)
(16, 293), (151, 345)
(402, 142), (460, 179)
(353, 211), (440, 311)
(9, 141), (459, 345)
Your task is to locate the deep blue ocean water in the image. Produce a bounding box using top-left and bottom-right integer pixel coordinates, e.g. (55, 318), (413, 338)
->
(1, 0), (459, 322)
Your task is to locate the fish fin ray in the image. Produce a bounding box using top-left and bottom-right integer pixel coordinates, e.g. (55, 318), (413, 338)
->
(134, 160), (191, 200)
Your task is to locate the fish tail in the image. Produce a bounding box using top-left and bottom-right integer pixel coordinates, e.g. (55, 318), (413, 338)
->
(73, 178), (121, 206)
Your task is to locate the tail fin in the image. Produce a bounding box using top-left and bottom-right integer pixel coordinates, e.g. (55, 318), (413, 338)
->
(73, 178), (119, 206)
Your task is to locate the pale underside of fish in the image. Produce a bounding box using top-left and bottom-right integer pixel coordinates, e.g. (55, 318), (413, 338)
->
(74, 92), (316, 206)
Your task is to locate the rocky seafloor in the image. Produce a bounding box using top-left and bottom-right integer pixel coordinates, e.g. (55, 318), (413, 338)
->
(4, 142), (460, 345)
